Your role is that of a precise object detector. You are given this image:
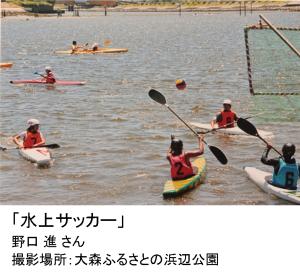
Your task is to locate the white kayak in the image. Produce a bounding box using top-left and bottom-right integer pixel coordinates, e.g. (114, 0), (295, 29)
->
(244, 167), (300, 204)
(19, 147), (52, 167)
(190, 122), (274, 139)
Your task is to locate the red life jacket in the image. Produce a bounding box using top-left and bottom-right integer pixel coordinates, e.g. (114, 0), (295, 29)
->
(217, 110), (236, 128)
(46, 72), (56, 83)
(23, 131), (43, 148)
(169, 153), (194, 180)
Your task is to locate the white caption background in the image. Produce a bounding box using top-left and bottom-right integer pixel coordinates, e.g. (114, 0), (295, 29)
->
(0, 206), (298, 275)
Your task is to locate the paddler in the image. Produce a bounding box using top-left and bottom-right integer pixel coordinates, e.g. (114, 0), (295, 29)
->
(211, 99), (238, 129)
(261, 143), (300, 190)
(13, 119), (46, 149)
(71, 41), (88, 53)
(91, 43), (100, 51)
(71, 41), (81, 53)
(43, 67), (56, 84)
(167, 135), (204, 180)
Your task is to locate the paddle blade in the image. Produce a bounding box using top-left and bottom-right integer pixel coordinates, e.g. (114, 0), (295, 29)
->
(237, 118), (258, 136)
(148, 89), (166, 105)
(208, 145), (228, 165)
(103, 39), (112, 47)
(0, 145), (7, 151)
(44, 144), (60, 149)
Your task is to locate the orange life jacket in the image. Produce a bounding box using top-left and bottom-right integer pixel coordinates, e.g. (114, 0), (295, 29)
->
(169, 153), (194, 180)
(217, 110), (236, 128)
(46, 72), (56, 83)
(23, 131), (43, 148)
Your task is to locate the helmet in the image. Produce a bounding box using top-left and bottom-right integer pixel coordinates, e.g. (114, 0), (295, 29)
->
(27, 118), (40, 127)
(282, 143), (296, 158)
(45, 66), (52, 71)
(223, 99), (232, 105)
(171, 139), (183, 155)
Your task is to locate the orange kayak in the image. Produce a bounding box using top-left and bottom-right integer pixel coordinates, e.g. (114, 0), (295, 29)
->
(0, 62), (13, 68)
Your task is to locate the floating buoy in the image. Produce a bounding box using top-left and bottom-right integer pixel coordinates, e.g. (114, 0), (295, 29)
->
(175, 79), (186, 90)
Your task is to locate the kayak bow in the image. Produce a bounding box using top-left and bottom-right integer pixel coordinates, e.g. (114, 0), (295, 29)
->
(244, 166), (300, 204)
(163, 156), (206, 198)
(19, 147), (53, 167)
(0, 62), (13, 68)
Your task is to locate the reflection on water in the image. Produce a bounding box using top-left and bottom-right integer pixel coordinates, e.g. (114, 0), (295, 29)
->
(0, 12), (299, 204)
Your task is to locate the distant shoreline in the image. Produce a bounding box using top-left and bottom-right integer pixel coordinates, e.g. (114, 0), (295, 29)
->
(1, 2), (300, 17)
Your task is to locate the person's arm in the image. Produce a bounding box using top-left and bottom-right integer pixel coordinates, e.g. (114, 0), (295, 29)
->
(166, 135), (175, 163)
(12, 132), (25, 148)
(211, 113), (222, 128)
(234, 112), (238, 121)
(32, 132), (46, 147)
(261, 145), (279, 167)
(185, 135), (204, 160)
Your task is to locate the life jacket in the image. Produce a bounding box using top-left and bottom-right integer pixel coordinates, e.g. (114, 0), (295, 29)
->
(23, 131), (43, 148)
(272, 158), (299, 190)
(169, 153), (194, 180)
(217, 110), (236, 128)
(46, 72), (56, 84)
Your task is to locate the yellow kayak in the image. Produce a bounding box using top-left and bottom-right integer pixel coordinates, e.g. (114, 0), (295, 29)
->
(0, 62), (13, 68)
(55, 48), (128, 54)
(163, 156), (206, 198)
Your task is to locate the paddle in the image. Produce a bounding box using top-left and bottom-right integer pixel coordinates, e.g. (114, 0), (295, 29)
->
(237, 118), (282, 156)
(34, 72), (46, 78)
(0, 143), (60, 151)
(198, 111), (269, 135)
(78, 42), (89, 50)
(148, 89), (228, 165)
(34, 72), (56, 83)
(103, 39), (112, 47)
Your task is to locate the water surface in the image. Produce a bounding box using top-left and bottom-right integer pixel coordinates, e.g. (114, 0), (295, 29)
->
(1, 11), (299, 204)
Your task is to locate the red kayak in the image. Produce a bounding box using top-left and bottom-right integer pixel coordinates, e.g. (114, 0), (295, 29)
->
(10, 79), (86, 86)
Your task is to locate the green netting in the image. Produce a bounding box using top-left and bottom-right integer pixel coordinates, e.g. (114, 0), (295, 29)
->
(247, 28), (300, 96)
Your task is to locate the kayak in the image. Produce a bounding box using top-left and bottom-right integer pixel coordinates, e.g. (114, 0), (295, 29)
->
(55, 48), (128, 54)
(19, 147), (52, 167)
(10, 79), (86, 86)
(0, 62), (13, 68)
(244, 167), (300, 204)
(163, 156), (206, 198)
(190, 122), (274, 139)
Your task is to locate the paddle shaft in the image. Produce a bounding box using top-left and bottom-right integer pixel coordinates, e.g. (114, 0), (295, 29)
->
(35, 72), (46, 78)
(166, 104), (198, 136)
(256, 134), (282, 156)
(1, 144), (59, 151)
(166, 104), (210, 146)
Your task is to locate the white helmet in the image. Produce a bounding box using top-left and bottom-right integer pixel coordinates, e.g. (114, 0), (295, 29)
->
(223, 99), (232, 105)
(27, 118), (40, 127)
(45, 66), (52, 71)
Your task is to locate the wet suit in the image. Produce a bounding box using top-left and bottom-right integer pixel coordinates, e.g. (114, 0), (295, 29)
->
(261, 147), (300, 190)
